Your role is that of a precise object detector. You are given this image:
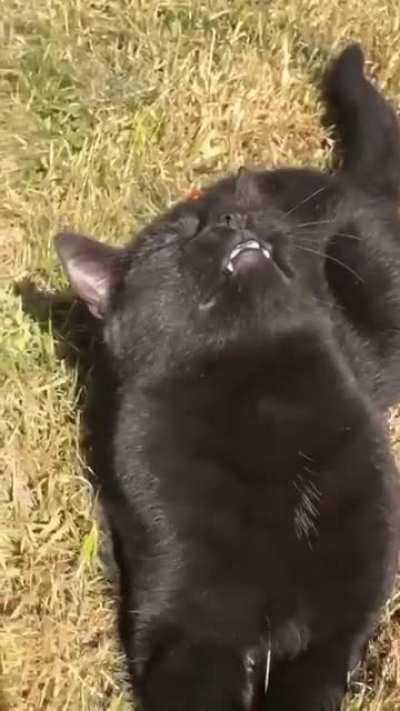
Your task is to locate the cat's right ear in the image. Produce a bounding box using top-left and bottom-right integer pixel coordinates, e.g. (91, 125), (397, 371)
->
(55, 231), (120, 319)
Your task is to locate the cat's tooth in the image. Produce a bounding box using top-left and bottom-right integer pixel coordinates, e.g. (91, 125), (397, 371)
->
(226, 260), (234, 273)
(230, 240), (261, 260)
(230, 245), (242, 260)
(262, 247), (271, 259)
(247, 240), (261, 250)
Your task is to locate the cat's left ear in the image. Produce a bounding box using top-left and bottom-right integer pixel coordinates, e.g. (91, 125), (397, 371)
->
(55, 231), (121, 318)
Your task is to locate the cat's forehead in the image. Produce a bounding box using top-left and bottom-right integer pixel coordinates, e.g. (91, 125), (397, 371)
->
(196, 183), (287, 234)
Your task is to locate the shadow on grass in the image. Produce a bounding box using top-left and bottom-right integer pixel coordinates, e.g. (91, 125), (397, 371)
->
(16, 278), (135, 701)
(15, 279), (101, 388)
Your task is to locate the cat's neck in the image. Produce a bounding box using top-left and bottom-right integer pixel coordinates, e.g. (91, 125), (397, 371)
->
(129, 330), (371, 474)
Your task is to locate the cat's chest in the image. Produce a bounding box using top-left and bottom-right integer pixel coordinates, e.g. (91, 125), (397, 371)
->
(161, 454), (317, 589)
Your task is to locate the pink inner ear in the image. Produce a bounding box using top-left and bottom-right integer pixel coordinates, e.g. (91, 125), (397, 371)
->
(55, 231), (119, 318)
(66, 256), (110, 318)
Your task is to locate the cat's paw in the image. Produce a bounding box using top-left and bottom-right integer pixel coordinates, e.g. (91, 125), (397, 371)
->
(332, 44), (365, 78)
(325, 44), (366, 104)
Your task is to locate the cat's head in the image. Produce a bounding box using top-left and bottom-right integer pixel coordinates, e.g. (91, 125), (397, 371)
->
(56, 169), (338, 372)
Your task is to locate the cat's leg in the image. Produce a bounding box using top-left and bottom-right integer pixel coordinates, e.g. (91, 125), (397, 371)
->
(265, 635), (362, 711)
(324, 206), (400, 408)
(136, 636), (246, 711)
(322, 51), (400, 405)
(325, 44), (400, 202)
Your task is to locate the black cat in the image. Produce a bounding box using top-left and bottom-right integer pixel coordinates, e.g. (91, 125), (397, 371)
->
(55, 46), (400, 710)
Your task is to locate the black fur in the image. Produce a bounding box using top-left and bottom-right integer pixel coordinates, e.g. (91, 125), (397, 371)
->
(56, 45), (400, 710)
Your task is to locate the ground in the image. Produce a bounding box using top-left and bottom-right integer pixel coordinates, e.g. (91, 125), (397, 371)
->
(2, 1), (400, 709)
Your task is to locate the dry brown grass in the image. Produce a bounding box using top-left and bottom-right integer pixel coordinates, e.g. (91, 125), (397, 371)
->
(2, 1), (400, 708)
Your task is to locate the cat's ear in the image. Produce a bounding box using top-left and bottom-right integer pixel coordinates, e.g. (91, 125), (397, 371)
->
(55, 231), (120, 318)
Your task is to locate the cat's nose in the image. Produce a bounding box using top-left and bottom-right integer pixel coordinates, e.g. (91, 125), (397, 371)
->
(219, 213), (248, 231)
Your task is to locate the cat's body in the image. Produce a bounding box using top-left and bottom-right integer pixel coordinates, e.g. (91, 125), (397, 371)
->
(56, 46), (400, 710)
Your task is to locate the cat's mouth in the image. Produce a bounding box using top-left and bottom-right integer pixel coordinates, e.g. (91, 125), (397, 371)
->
(224, 239), (272, 275)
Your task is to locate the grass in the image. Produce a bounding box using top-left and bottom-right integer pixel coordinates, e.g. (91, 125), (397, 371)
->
(2, 0), (400, 708)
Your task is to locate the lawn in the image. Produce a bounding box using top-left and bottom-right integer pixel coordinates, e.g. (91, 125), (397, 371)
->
(2, 1), (400, 708)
